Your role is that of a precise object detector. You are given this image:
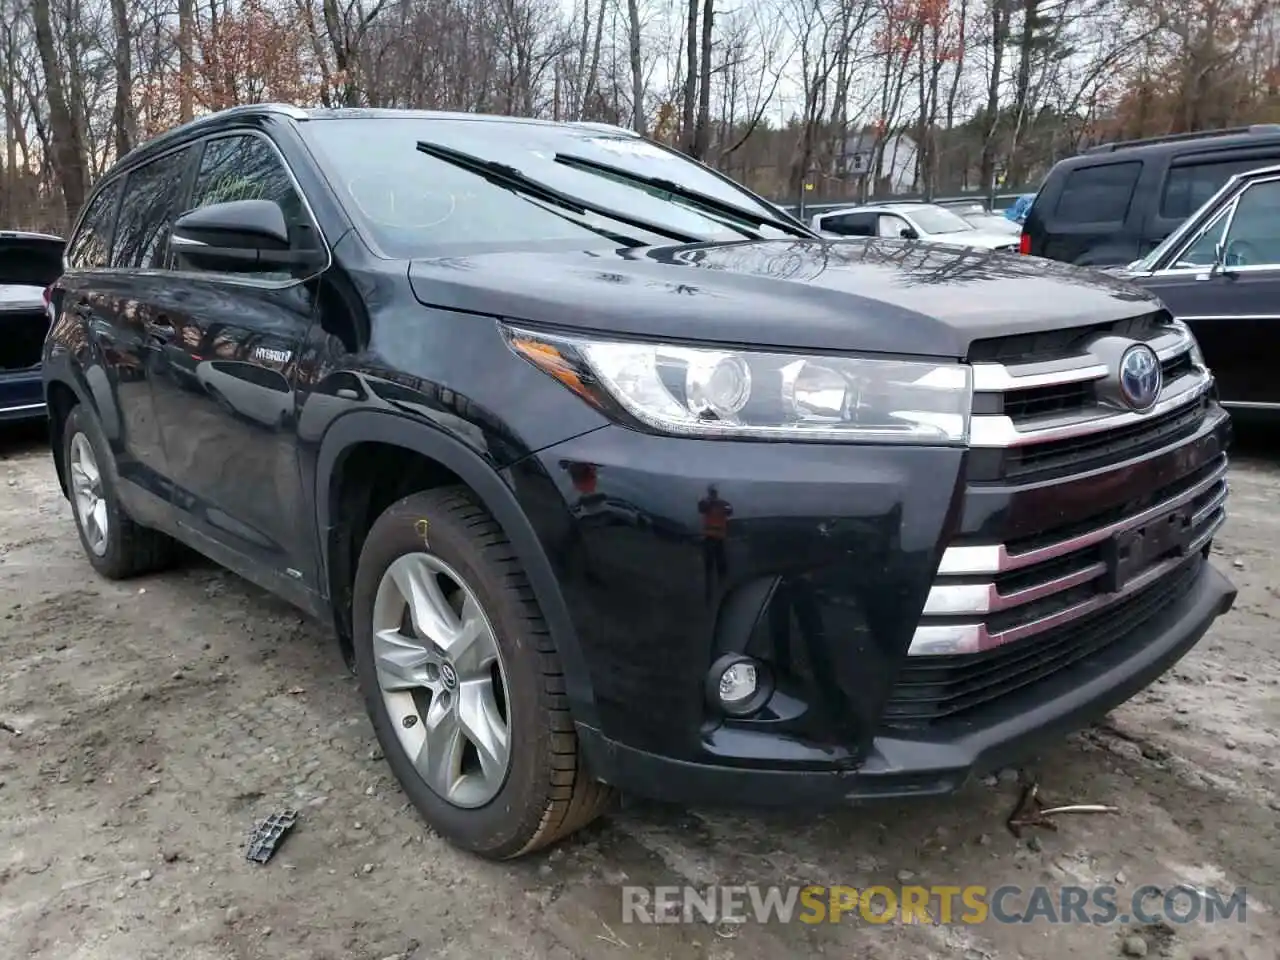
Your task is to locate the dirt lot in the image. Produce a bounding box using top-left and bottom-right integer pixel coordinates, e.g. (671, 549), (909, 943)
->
(1, 420), (1277, 960)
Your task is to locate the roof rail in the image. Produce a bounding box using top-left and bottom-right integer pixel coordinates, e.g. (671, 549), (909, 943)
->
(172, 103), (309, 133)
(1083, 123), (1280, 155)
(115, 103), (308, 167)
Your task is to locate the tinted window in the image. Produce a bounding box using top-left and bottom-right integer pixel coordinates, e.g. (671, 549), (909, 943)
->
(1054, 162), (1141, 224)
(1222, 179), (1280, 266)
(67, 180), (122, 270)
(1170, 206), (1232, 267)
(1160, 157), (1277, 220)
(301, 117), (800, 258)
(111, 148), (193, 269)
(182, 134), (314, 281)
(821, 213), (875, 236)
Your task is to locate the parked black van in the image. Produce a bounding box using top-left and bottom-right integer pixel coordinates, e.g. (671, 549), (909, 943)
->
(1022, 124), (1280, 267)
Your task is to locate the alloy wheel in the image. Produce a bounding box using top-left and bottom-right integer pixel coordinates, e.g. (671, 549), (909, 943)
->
(69, 432), (109, 557)
(371, 552), (511, 809)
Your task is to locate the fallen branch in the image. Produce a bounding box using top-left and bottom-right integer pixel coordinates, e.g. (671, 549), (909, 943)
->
(1007, 783), (1119, 837)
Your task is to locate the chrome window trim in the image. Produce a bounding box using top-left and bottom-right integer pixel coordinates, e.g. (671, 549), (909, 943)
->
(1158, 199), (1238, 274)
(1154, 172), (1280, 275)
(1139, 168), (1277, 272)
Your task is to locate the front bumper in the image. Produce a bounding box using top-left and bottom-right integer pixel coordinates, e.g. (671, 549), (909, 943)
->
(0, 368), (46, 422)
(575, 559), (1234, 805)
(510, 389), (1235, 805)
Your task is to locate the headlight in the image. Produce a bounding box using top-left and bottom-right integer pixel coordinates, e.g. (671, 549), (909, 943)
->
(505, 326), (971, 444)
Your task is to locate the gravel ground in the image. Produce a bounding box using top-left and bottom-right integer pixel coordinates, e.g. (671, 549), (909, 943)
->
(1, 419), (1277, 960)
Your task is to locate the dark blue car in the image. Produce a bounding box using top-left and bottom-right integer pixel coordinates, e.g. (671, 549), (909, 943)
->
(1, 230), (64, 422)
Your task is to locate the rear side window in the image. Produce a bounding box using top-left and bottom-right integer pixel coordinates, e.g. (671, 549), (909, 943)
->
(1053, 162), (1141, 224)
(111, 147), (194, 269)
(1160, 157), (1278, 220)
(66, 180), (122, 270)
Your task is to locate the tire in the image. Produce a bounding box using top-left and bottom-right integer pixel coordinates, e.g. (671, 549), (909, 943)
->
(62, 403), (180, 579)
(351, 485), (615, 859)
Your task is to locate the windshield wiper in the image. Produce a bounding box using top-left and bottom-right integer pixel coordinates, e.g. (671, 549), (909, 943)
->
(553, 152), (817, 240)
(415, 140), (702, 245)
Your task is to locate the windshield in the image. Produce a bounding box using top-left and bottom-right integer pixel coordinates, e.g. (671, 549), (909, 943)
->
(903, 205), (973, 235)
(301, 117), (801, 257)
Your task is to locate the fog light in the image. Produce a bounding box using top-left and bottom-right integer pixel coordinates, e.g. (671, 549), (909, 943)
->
(719, 661), (757, 704)
(705, 654), (772, 717)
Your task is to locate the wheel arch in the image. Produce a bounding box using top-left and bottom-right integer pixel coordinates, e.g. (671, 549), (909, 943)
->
(43, 365), (115, 500)
(315, 410), (599, 728)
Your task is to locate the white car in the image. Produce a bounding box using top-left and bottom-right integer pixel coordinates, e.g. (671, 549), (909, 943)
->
(810, 202), (1019, 252)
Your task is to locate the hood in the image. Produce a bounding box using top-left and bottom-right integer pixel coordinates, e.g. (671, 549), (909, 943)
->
(0, 232), (64, 293)
(406, 238), (1162, 359)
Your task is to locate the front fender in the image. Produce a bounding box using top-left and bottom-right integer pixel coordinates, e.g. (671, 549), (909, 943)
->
(314, 410), (599, 728)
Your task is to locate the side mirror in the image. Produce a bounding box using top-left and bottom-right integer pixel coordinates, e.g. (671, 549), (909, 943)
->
(171, 199), (320, 273)
(900, 227), (918, 240)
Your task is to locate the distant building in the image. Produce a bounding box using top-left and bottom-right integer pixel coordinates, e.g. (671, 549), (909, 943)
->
(839, 132), (918, 194)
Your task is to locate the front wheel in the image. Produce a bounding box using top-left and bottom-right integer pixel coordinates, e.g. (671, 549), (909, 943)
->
(351, 486), (615, 859)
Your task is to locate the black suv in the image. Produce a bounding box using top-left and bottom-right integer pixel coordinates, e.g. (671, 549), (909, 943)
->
(1023, 124), (1280, 266)
(1122, 161), (1280, 416)
(42, 104), (1237, 860)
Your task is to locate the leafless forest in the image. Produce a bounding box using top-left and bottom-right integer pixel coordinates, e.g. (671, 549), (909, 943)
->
(1, 0), (1278, 233)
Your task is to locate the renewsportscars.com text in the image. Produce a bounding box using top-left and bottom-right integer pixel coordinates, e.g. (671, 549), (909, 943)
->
(621, 884), (1248, 926)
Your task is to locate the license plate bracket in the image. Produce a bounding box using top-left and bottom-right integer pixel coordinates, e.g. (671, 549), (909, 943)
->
(1102, 506), (1193, 592)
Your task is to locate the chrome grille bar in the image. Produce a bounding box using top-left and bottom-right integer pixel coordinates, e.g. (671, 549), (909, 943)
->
(969, 368), (1210, 449)
(908, 512), (1222, 657)
(969, 323), (1192, 393)
(936, 456), (1228, 576)
(968, 320), (1204, 451)
(910, 457), (1228, 657)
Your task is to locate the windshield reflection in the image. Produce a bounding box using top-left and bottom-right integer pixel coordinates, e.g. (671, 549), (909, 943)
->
(302, 116), (800, 258)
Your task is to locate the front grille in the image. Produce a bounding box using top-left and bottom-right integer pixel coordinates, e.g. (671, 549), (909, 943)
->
(0, 309), (49, 371)
(909, 453), (1226, 659)
(1001, 351), (1193, 422)
(881, 315), (1228, 730)
(981, 394), (1211, 483)
(882, 555), (1202, 726)
(966, 318), (1212, 483)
